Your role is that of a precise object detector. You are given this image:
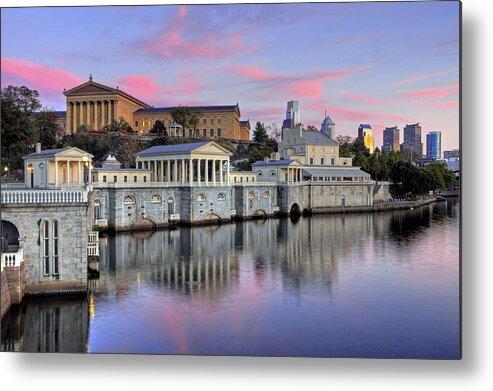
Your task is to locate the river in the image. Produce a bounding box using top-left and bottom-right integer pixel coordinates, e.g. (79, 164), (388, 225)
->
(1, 198), (460, 358)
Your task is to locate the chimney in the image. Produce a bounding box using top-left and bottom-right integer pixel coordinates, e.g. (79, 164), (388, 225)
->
(264, 157), (270, 163)
(35, 142), (41, 153)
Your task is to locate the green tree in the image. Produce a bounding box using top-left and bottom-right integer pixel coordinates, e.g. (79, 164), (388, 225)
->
(188, 109), (202, 138)
(150, 120), (166, 134)
(253, 122), (270, 143)
(170, 106), (190, 129)
(1, 85), (41, 169)
(106, 117), (134, 132)
(35, 110), (60, 149)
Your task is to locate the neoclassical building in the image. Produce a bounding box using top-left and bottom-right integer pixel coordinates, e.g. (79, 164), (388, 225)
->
(62, 76), (250, 142)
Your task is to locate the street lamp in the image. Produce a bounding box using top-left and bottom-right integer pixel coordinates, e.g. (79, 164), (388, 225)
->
(27, 163), (34, 188)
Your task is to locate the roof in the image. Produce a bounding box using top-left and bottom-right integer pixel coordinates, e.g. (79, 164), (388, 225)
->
(24, 146), (94, 159)
(135, 105), (239, 114)
(252, 159), (298, 167)
(240, 120), (250, 126)
(359, 124), (372, 129)
(302, 167), (371, 178)
(136, 141), (232, 157)
(93, 167), (150, 172)
(301, 131), (338, 146)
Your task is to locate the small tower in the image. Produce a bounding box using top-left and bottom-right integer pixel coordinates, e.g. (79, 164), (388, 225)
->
(89, 73), (93, 82)
(320, 110), (336, 139)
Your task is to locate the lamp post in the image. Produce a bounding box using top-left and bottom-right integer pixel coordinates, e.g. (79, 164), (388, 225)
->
(27, 163), (34, 188)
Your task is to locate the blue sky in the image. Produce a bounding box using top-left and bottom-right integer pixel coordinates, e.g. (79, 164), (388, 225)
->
(1, 1), (460, 151)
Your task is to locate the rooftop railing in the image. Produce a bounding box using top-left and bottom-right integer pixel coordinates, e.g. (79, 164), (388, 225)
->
(1, 188), (89, 204)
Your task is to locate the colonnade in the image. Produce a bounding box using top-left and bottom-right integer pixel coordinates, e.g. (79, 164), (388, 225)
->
(67, 99), (118, 133)
(286, 167), (303, 184)
(136, 158), (230, 186)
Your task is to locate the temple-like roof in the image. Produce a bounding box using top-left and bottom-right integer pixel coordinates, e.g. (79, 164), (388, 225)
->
(136, 141), (232, 157)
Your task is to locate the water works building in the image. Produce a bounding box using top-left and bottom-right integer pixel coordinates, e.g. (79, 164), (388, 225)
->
(61, 76), (251, 142)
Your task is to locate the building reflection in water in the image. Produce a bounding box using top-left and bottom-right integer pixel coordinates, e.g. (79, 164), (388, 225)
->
(1, 296), (88, 353)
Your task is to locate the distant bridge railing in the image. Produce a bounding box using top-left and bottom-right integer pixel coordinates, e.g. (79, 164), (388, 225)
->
(1, 189), (89, 204)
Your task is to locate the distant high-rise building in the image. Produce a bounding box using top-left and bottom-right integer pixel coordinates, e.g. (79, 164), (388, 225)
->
(382, 126), (400, 152)
(401, 123), (423, 160)
(426, 131), (442, 159)
(444, 149), (460, 159)
(357, 124), (374, 153)
(320, 110), (336, 139)
(282, 100), (300, 130)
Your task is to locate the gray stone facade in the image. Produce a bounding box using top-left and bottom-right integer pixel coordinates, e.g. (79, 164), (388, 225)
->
(2, 203), (88, 291)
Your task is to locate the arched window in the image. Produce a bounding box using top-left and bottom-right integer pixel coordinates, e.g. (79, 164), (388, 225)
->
(217, 192), (226, 201)
(124, 195), (136, 204)
(247, 191), (255, 200)
(52, 220), (59, 275)
(257, 171), (263, 176)
(43, 220), (50, 275)
(94, 199), (101, 220)
(197, 193), (206, 202)
(269, 170), (276, 177)
(168, 197), (174, 215)
(263, 191), (270, 199)
(151, 194), (162, 203)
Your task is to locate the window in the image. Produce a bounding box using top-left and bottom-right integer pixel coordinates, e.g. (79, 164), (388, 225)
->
(203, 118), (207, 124)
(151, 194), (162, 203)
(309, 157), (314, 165)
(217, 193), (226, 201)
(210, 129), (214, 137)
(197, 193), (206, 201)
(211, 119), (214, 125)
(203, 129), (207, 137)
(114, 175), (117, 183)
(103, 175), (107, 183)
(257, 171), (263, 176)
(142, 121), (145, 127)
(43, 220), (49, 275)
(144, 176), (147, 182)
(218, 118), (222, 124)
(168, 197), (174, 214)
(124, 176), (128, 183)
(331, 157), (336, 165)
(52, 220), (59, 275)
(94, 199), (101, 220)
(246, 177), (249, 182)
(263, 191), (270, 198)
(124, 195), (136, 204)
(321, 157), (325, 165)
(247, 191), (255, 200)
(134, 176), (137, 182)
(269, 170), (276, 177)
(135, 121), (138, 127)
(218, 128), (222, 137)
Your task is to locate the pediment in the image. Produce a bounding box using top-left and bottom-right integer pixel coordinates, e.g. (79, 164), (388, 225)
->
(195, 142), (233, 156)
(64, 81), (116, 96)
(56, 147), (94, 159)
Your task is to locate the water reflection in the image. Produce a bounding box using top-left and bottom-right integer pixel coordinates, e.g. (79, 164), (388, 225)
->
(1, 199), (460, 357)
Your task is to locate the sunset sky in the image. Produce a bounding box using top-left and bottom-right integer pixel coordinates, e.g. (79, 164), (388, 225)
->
(1, 1), (460, 151)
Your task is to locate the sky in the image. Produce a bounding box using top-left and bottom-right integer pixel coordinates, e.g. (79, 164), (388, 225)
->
(1, 1), (460, 152)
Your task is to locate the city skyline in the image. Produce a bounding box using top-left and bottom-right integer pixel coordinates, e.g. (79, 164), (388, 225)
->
(1, 1), (460, 150)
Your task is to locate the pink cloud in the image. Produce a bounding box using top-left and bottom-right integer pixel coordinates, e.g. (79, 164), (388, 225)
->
(231, 64), (271, 81)
(242, 106), (284, 121)
(433, 101), (459, 110)
(337, 90), (382, 106)
(394, 68), (458, 86)
(1, 57), (84, 95)
(137, 6), (257, 60)
(402, 84), (459, 99)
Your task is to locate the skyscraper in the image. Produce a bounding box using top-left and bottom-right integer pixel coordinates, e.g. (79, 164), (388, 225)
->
(357, 124), (374, 153)
(426, 131), (442, 159)
(320, 110), (336, 139)
(282, 100), (300, 130)
(401, 123), (423, 160)
(382, 126), (400, 152)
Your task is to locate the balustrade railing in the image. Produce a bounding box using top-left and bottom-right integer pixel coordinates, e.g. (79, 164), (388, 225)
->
(1, 189), (89, 204)
(1, 247), (24, 271)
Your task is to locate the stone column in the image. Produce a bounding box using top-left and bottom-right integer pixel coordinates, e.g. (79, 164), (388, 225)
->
(197, 159), (201, 186)
(212, 160), (216, 186)
(181, 159), (185, 184)
(205, 159), (209, 186)
(226, 160), (230, 186)
(78, 161), (81, 184)
(219, 160), (223, 186)
(189, 158), (193, 186)
(167, 160), (171, 182)
(160, 160), (164, 182)
(78, 102), (83, 129)
(66, 102), (72, 134)
(54, 160), (58, 186)
(173, 160), (178, 183)
(102, 100), (106, 128)
(67, 161), (71, 184)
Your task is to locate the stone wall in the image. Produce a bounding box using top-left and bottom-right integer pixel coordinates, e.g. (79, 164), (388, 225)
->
(234, 185), (279, 218)
(1, 270), (12, 320)
(306, 184), (374, 211)
(2, 203), (89, 293)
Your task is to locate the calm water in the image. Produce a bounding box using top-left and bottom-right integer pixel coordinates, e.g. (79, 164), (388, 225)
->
(1, 199), (460, 358)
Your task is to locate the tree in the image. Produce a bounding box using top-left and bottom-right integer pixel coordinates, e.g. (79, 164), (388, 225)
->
(35, 110), (61, 149)
(266, 122), (282, 142)
(1, 85), (41, 169)
(253, 122), (270, 143)
(188, 109), (202, 138)
(169, 106), (203, 138)
(150, 120), (166, 134)
(306, 125), (318, 131)
(106, 117), (133, 132)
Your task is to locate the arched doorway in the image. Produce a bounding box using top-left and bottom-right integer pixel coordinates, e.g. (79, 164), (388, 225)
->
(1, 220), (20, 252)
(290, 203), (301, 216)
